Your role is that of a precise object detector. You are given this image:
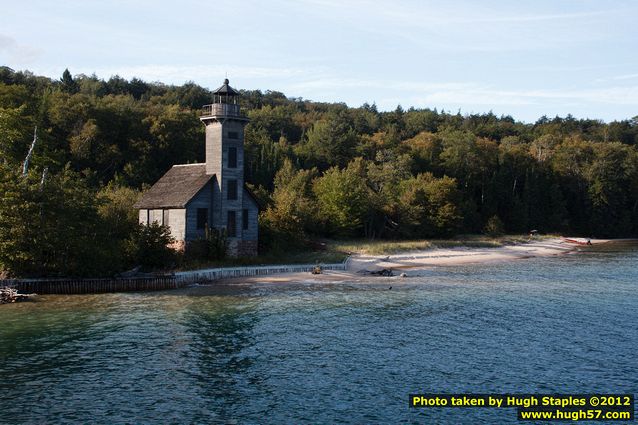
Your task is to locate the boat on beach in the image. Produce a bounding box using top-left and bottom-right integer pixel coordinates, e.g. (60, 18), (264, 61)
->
(562, 238), (592, 246)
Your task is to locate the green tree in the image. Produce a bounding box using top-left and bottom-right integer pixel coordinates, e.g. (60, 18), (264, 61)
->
(0, 164), (119, 277)
(313, 158), (371, 236)
(484, 215), (505, 236)
(124, 222), (176, 269)
(96, 184), (141, 240)
(365, 152), (412, 237)
(244, 126), (288, 189)
(260, 159), (317, 248)
(398, 173), (463, 237)
(247, 104), (301, 142)
(60, 69), (79, 94)
(295, 112), (358, 169)
(400, 131), (443, 174)
(586, 142), (638, 236)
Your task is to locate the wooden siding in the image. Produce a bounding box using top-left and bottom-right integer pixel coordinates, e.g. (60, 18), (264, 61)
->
(241, 188), (259, 241)
(167, 208), (186, 240)
(185, 181), (213, 240)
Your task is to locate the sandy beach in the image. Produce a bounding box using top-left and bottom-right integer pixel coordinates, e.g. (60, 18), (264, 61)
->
(219, 237), (611, 285)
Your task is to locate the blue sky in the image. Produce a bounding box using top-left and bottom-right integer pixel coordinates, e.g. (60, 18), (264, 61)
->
(1, 0), (637, 122)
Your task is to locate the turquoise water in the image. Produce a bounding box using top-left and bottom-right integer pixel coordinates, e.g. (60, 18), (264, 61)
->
(1, 243), (637, 424)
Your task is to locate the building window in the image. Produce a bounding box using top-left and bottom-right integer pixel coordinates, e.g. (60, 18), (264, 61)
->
(163, 209), (170, 225)
(151, 209), (163, 224)
(228, 131), (239, 139)
(227, 179), (238, 200)
(228, 147), (237, 168)
(197, 208), (208, 230)
(227, 210), (236, 237)
(242, 209), (249, 230)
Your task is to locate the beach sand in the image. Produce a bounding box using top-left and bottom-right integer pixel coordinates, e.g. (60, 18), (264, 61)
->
(216, 237), (611, 285)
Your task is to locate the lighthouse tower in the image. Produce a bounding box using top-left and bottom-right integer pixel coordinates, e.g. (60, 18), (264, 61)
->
(200, 79), (257, 256)
(134, 78), (258, 257)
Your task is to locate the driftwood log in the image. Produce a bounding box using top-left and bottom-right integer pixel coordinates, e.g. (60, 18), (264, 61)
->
(357, 268), (395, 277)
(0, 287), (34, 304)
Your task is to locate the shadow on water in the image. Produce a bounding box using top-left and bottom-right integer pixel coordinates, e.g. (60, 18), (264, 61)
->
(0, 291), (265, 424)
(0, 295), (117, 372)
(178, 300), (265, 422)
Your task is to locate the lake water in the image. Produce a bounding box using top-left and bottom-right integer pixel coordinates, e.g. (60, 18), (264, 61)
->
(1, 242), (637, 424)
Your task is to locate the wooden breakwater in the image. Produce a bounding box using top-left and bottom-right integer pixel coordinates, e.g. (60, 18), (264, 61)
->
(4, 276), (182, 295)
(2, 258), (350, 295)
(173, 259), (349, 284)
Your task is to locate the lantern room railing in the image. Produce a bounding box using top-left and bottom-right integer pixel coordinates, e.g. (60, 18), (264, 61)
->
(200, 103), (242, 117)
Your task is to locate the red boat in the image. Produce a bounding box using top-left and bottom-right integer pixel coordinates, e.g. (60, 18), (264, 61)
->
(563, 238), (592, 245)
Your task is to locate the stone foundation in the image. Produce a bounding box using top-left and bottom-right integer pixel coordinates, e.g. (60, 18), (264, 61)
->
(178, 239), (257, 258)
(226, 239), (258, 257)
(237, 240), (258, 257)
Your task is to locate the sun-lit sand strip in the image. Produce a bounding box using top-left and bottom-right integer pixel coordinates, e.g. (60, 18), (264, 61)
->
(217, 238), (612, 285)
(349, 237), (609, 270)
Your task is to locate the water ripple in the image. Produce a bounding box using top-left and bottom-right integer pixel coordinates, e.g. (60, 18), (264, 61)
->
(1, 243), (637, 424)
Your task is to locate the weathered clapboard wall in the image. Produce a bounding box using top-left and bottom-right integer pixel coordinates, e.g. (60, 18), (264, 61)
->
(2, 258), (350, 294)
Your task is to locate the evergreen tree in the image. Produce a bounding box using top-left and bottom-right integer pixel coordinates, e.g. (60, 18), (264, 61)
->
(60, 69), (79, 94)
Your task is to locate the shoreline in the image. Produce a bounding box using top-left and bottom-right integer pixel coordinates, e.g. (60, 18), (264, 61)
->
(216, 237), (615, 285)
(4, 238), (631, 295)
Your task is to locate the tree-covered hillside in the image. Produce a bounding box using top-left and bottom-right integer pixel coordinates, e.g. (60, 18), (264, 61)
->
(1, 67), (637, 276)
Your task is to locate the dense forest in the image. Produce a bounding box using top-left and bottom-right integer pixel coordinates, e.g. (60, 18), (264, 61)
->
(1, 66), (638, 277)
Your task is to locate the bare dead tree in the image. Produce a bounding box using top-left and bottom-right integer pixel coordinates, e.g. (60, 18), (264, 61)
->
(22, 126), (38, 176)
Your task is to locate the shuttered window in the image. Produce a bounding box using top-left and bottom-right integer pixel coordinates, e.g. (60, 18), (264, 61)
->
(197, 208), (208, 230)
(227, 211), (236, 237)
(228, 147), (237, 168)
(227, 179), (238, 200)
(242, 209), (249, 230)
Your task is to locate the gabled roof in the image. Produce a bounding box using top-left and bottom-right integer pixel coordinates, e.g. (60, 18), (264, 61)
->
(134, 164), (213, 209)
(243, 184), (262, 210)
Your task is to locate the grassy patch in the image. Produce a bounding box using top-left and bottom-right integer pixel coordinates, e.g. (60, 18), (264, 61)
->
(329, 239), (434, 255)
(327, 234), (552, 255)
(174, 233), (559, 270)
(176, 249), (347, 271)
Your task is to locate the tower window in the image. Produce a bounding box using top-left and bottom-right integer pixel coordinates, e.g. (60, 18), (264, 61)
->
(227, 179), (238, 200)
(228, 131), (239, 139)
(197, 208), (208, 230)
(242, 209), (249, 230)
(227, 211), (237, 237)
(228, 147), (237, 168)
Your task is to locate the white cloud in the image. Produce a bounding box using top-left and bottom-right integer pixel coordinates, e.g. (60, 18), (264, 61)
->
(599, 73), (638, 82)
(287, 75), (638, 108)
(75, 64), (311, 85)
(284, 0), (626, 51)
(0, 34), (42, 63)
(421, 86), (638, 106)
